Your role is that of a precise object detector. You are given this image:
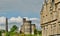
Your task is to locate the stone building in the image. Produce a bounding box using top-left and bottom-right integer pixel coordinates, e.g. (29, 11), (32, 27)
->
(31, 24), (36, 34)
(40, 0), (60, 36)
(20, 18), (36, 34)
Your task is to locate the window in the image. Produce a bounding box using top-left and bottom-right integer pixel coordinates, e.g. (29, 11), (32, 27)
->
(50, 13), (52, 14)
(59, 24), (60, 26)
(51, 25), (52, 31)
(52, 0), (54, 3)
(45, 25), (48, 30)
(46, 15), (47, 16)
(51, 0), (54, 8)
(43, 16), (44, 18)
(58, 8), (60, 10)
(59, 23), (60, 30)
(50, 6), (52, 11)
(54, 24), (56, 27)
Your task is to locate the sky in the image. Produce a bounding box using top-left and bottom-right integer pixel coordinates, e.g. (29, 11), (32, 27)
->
(0, 0), (44, 31)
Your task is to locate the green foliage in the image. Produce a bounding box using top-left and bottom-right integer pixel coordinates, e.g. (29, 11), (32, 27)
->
(0, 31), (2, 36)
(9, 25), (18, 36)
(38, 31), (42, 34)
(34, 29), (37, 34)
(1, 30), (5, 33)
(34, 29), (42, 36)
(4, 25), (42, 36)
(10, 25), (18, 32)
(5, 32), (10, 36)
(5, 25), (18, 36)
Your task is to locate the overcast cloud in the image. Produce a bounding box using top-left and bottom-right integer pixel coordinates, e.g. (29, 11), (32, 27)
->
(0, 16), (40, 31)
(0, 0), (43, 12)
(0, 0), (43, 31)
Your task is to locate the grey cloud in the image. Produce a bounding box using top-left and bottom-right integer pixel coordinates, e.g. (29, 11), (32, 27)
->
(0, 16), (40, 31)
(0, 0), (43, 12)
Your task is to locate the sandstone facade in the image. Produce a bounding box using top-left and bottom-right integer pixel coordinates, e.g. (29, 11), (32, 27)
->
(40, 0), (60, 36)
(20, 18), (36, 34)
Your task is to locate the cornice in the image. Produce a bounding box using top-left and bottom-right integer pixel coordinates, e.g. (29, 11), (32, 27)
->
(41, 19), (57, 25)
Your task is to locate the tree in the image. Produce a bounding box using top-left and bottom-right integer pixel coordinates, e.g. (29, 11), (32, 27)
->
(1, 30), (5, 33)
(0, 31), (2, 36)
(7, 25), (18, 36)
(38, 31), (42, 34)
(10, 25), (18, 32)
(34, 29), (37, 34)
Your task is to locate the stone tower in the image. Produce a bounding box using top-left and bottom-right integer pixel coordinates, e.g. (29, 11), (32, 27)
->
(31, 24), (36, 34)
(20, 18), (36, 34)
(40, 0), (60, 36)
(6, 18), (8, 32)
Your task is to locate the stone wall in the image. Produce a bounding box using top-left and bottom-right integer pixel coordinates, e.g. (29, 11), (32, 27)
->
(40, 0), (60, 36)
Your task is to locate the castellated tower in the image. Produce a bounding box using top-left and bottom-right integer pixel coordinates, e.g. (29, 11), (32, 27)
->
(20, 18), (36, 34)
(40, 0), (60, 36)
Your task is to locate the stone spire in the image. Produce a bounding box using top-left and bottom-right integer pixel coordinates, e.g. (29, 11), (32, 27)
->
(44, 0), (47, 5)
(44, 0), (47, 4)
(44, 0), (47, 11)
